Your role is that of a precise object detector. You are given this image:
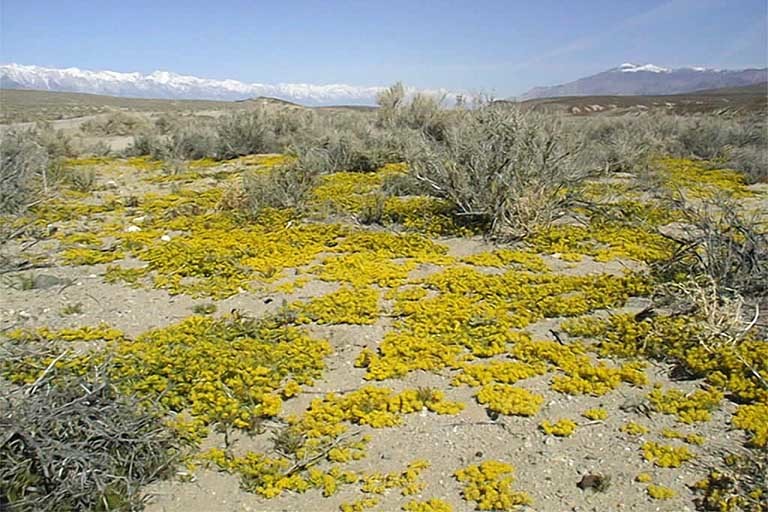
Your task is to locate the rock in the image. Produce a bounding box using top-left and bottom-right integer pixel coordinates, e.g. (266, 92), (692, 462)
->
(32, 274), (69, 289)
(577, 473), (611, 492)
(125, 225), (141, 233)
(658, 222), (700, 242)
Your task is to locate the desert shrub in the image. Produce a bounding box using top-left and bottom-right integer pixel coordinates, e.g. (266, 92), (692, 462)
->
(126, 128), (167, 159)
(214, 110), (279, 159)
(271, 108), (317, 143)
(726, 145), (768, 184)
(291, 113), (402, 173)
(574, 114), (676, 174)
(376, 82), (407, 127)
(167, 121), (218, 160)
(675, 115), (764, 160)
(81, 140), (112, 157)
(80, 111), (149, 136)
(694, 453), (768, 512)
(30, 122), (76, 159)
(66, 167), (96, 192)
(407, 106), (585, 238)
(152, 113), (184, 135)
(0, 130), (53, 214)
(243, 149), (323, 214)
(0, 363), (178, 511)
(660, 195), (767, 297)
(380, 170), (430, 196)
(376, 82), (450, 141)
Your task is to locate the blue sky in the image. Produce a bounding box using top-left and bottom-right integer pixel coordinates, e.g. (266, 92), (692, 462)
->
(1, 0), (766, 96)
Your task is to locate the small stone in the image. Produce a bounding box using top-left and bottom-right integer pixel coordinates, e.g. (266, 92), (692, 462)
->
(125, 225), (141, 233)
(577, 473), (611, 492)
(32, 274), (68, 289)
(160, 234), (172, 242)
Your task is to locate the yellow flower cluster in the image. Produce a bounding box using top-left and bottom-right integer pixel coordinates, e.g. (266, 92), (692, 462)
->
(308, 163), (472, 236)
(620, 421), (649, 436)
(660, 428), (705, 446)
(125, 155), (164, 171)
(562, 313), (768, 407)
(360, 265), (650, 383)
(273, 276), (310, 294)
(635, 472), (653, 483)
(452, 360), (548, 387)
(203, 448), (357, 498)
(298, 286), (380, 325)
(550, 360), (647, 396)
(7, 323), (125, 344)
(403, 498), (453, 512)
(332, 230), (452, 265)
(454, 461), (532, 511)
(292, 386), (464, 434)
(232, 154), (293, 168)
(29, 315), (331, 440)
(27, 197), (119, 226)
(475, 385), (543, 417)
(692, 471), (749, 512)
(311, 171), (384, 213)
(647, 484), (677, 500)
(360, 460), (430, 495)
(528, 207), (678, 263)
(648, 386), (722, 424)
(313, 252), (416, 287)
(134, 211), (341, 297)
(658, 157), (752, 198)
(64, 156), (116, 168)
(383, 196), (474, 237)
(539, 419), (577, 437)
(422, 266), (651, 325)
(103, 265), (148, 286)
(461, 249), (549, 272)
(61, 247), (124, 265)
(355, 332), (464, 380)
(2, 324), (126, 384)
(508, 337), (646, 396)
(59, 232), (103, 247)
(582, 408), (608, 421)
(731, 404), (768, 448)
(641, 441), (694, 468)
(340, 497), (380, 512)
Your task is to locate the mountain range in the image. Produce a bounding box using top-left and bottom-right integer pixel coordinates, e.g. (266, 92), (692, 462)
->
(0, 64), (449, 106)
(519, 63), (767, 100)
(1, 63), (766, 106)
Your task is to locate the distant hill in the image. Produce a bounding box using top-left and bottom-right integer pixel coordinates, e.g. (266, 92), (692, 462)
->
(0, 88), (383, 124)
(514, 82), (768, 116)
(236, 96), (303, 107)
(520, 63), (768, 100)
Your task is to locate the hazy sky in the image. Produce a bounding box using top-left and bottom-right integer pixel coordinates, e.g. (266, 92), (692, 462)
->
(2, 0), (766, 96)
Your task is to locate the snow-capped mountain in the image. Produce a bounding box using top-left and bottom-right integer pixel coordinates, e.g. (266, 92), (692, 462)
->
(0, 63), (456, 106)
(520, 64), (767, 100)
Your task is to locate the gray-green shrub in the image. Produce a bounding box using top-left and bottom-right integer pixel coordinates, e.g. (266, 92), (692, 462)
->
(407, 106), (586, 238)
